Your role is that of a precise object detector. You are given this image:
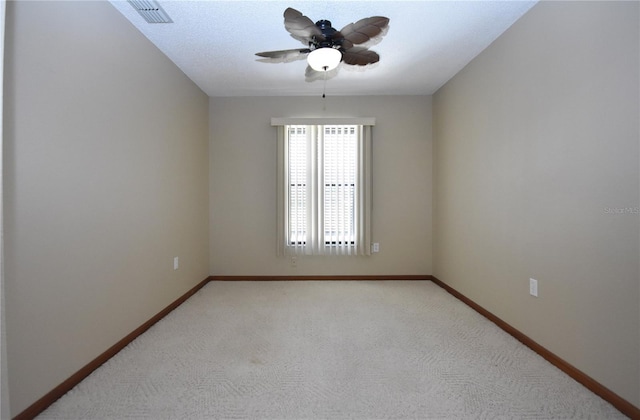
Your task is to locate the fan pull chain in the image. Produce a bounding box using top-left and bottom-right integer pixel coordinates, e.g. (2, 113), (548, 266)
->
(322, 66), (328, 98)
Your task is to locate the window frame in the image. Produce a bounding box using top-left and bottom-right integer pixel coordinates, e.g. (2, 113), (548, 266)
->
(273, 118), (374, 256)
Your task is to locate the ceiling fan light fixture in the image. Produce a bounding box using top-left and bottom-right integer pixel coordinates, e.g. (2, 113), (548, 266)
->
(307, 47), (342, 72)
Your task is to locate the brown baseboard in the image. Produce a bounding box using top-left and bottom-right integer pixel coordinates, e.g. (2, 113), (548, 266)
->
(430, 276), (640, 420)
(14, 277), (212, 420)
(209, 275), (432, 281)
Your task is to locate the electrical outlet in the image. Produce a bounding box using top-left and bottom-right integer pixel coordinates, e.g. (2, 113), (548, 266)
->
(290, 256), (297, 268)
(529, 278), (538, 297)
(372, 243), (380, 253)
(173, 257), (179, 270)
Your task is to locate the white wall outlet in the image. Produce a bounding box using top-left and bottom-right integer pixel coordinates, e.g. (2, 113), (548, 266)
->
(372, 243), (380, 253)
(529, 278), (538, 297)
(290, 256), (297, 268)
(173, 257), (179, 270)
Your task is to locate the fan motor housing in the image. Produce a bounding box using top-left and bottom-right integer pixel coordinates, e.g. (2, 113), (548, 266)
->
(314, 20), (343, 49)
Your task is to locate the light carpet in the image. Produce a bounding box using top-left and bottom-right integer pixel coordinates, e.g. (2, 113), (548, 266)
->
(38, 281), (625, 419)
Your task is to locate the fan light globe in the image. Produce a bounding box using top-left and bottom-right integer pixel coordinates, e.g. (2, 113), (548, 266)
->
(307, 47), (342, 72)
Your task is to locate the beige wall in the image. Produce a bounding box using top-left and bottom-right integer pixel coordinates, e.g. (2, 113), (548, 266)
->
(433, 1), (639, 406)
(3, 1), (210, 415)
(210, 96), (432, 276)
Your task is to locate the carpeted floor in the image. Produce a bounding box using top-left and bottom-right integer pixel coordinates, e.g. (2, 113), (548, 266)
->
(38, 281), (625, 419)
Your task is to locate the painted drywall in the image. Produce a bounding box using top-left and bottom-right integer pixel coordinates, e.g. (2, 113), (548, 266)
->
(433, 1), (639, 405)
(3, 1), (209, 415)
(210, 96), (432, 276)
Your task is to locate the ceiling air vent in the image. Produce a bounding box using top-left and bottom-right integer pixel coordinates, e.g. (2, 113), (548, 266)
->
(128, 0), (173, 24)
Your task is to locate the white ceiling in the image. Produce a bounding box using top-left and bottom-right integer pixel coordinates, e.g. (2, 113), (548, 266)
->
(109, 1), (537, 97)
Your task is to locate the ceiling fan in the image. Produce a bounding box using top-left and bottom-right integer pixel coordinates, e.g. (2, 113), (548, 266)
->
(256, 8), (390, 80)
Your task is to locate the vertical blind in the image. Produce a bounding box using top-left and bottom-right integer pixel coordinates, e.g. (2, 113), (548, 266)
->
(274, 119), (374, 256)
(323, 126), (357, 248)
(287, 125), (308, 248)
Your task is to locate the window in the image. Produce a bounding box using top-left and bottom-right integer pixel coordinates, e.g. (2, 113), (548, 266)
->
(288, 125), (357, 247)
(274, 119), (374, 256)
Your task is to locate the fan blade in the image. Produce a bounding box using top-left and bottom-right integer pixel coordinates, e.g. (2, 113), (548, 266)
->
(339, 38), (354, 51)
(339, 16), (389, 46)
(256, 48), (310, 63)
(305, 65), (339, 82)
(284, 7), (324, 44)
(342, 47), (380, 66)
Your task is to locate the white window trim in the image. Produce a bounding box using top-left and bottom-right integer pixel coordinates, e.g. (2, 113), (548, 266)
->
(271, 117), (376, 127)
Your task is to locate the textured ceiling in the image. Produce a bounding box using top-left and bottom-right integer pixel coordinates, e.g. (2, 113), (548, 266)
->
(109, 1), (537, 97)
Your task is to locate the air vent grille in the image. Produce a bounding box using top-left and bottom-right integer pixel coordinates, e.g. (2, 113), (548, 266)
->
(128, 0), (173, 24)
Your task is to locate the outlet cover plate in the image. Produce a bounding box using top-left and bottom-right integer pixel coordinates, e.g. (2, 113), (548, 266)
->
(529, 278), (538, 297)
